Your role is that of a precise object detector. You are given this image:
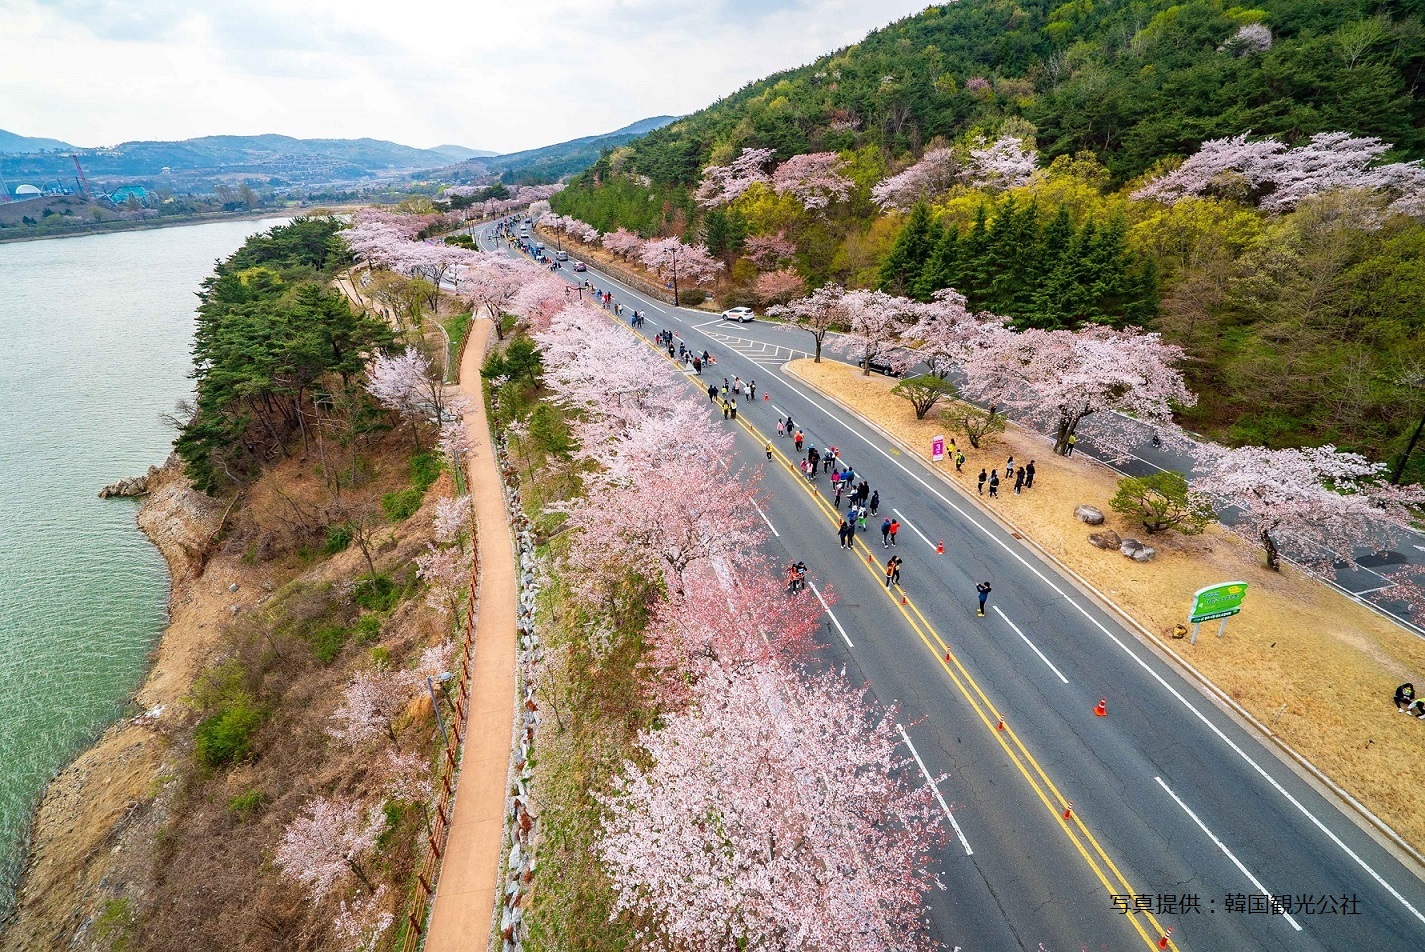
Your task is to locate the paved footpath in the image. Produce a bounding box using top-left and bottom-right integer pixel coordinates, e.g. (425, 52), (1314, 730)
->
(425, 315), (517, 952)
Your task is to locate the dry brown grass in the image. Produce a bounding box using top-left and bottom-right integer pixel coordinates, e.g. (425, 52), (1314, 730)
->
(789, 358), (1425, 854)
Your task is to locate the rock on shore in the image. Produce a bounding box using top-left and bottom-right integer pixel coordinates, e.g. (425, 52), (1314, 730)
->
(98, 466), (160, 498)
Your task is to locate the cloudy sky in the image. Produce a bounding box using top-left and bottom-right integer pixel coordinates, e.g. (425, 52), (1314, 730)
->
(1, 0), (931, 153)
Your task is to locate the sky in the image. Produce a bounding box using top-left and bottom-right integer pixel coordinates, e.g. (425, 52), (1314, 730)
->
(0, 0), (932, 153)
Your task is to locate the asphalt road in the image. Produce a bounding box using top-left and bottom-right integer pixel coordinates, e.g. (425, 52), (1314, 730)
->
(478, 221), (1425, 951)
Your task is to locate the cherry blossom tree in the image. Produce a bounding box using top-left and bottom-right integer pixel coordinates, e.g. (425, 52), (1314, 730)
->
(834, 289), (918, 376)
(367, 346), (446, 447)
(417, 542), (473, 617)
(328, 665), (418, 747)
(598, 662), (944, 951)
(962, 136), (1038, 190)
(768, 283), (848, 363)
(755, 268), (805, 306)
(394, 242), (468, 308)
(639, 238), (724, 305)
(275, 796), (386, 898)
(744, 231), (797, 270)
(872, 148), (961, 211)
(461, 253), (536, 340)
(695, 147), (776, 207)
(772, 152), (855, 212)
(437, 418), (471, 472)
(1192, 445), (1425, 571)
(433, 494), (472, 544)
(536, 303), (675, 437)
(1221, 22), (1272, 55)
(906, 288), (1005, 378)
(332, 883), (393, 952)
(644, 558), (824, 708)
(601, 227), (647, 260)
(508, 269), (569, 333)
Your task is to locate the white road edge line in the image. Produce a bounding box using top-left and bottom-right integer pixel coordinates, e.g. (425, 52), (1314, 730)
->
(1154, 776), (1304, 931)
(751, 499), (779, 537)
(809, 582), (852, 648)
(897, 723), (973, 856)
(891, 508), (937, 550)
(992, 607), (1069, 685)
(769, 372), (1425, 925)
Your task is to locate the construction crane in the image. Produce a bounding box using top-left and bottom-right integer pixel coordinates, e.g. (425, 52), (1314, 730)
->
(71, 154), (92, 200)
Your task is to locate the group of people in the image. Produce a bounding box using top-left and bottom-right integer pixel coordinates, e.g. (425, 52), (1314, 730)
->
(1394, 682), (1425, 718)
(977, 455), (1038, 498)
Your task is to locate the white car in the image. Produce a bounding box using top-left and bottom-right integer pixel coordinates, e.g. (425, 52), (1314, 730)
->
(721, 306), (755, 323)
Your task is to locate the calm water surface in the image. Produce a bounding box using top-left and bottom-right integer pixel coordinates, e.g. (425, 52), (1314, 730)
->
(0, 218), (288, 907)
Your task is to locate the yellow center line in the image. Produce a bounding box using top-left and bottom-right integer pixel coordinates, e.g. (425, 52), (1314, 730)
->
(614, 314), (1179, 952)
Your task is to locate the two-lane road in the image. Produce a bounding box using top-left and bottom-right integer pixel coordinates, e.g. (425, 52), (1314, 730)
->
(480, 219), (1425, 951)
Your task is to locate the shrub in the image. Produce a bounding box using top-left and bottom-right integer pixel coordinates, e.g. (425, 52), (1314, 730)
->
(893, 374), (958, 419)
(321, 522), (353, 555)
(1110, 471), (1214, 534)
(353, 574), (401, 612)
(227, 789), (268, 820)
(194, 697), (266, 767)
(353, 614), (383, 646)
(679, 288), (709, 306)
(382, 487), (424, 521)
(410, 451), (442, 492)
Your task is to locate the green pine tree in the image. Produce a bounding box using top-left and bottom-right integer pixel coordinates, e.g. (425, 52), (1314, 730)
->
(879, 203), (942, 296)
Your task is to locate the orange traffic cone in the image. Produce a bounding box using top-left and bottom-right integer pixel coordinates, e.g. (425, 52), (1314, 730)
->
(936, 540), (944, 554)
(1094, 697), (1107, 717)
(868, 553), (876, 565)
(1158, 927), (1173, 949)
(901, 594), (908, 606)
(763, 393), (769, 400)
(996, 714), (1005, 731)
(1062, 800), (1074, 820)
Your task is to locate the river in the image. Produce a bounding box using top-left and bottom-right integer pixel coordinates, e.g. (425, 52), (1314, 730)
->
(0, 217), (289, 908)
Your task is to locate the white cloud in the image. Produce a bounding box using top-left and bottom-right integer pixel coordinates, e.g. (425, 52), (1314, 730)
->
(0, 0), (932, 152)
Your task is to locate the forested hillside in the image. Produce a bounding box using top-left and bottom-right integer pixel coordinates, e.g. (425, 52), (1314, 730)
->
(551, 0), (1425, 481)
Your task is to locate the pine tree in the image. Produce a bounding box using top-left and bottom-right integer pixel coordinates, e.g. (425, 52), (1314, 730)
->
(912, 225), (961, 301)
(879, 203), (941, 296)
(956, 204), (993, 309)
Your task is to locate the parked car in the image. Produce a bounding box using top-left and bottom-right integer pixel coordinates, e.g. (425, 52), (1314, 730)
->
(572, 261), (587, 272)
(556, 250), (569, 261)
(858, 349), (912, 377)
(721, 306), (755, 323)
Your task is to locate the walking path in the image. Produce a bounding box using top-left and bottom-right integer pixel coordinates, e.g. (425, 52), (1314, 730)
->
(424, 315), (517, 952)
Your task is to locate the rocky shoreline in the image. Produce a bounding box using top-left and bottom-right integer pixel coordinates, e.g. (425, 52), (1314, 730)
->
(0, 459), (253, 951)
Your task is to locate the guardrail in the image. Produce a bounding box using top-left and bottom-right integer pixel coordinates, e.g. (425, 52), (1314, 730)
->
(400, 566), (479, 951)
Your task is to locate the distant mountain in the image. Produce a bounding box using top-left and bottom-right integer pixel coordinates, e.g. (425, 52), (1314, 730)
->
(474, 116), (679, 182)
(429, 144), (498, 162)
(0, 129), (76, 154)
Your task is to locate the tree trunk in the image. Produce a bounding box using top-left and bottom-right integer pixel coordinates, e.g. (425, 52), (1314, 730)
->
(813, 334), (823, 363)
(672, 266), (680, 307)
(1390, 412), (1425, 485)
(1261, 530), (1281, 571)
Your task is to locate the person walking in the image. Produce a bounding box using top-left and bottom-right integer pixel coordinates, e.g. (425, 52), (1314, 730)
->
(955, 450), (965, 473)
(729, 399), (738, 421)
(823, 453), (833, 473)
(766, 441), (773, 460)
(777, 419), (785, 438)
(869, 489), (880, 515)
(708, 383), (719, 402)
(890, 556), (902, 586)
(808, 445), (820, 470)
(749, 380), (757, 401)
(1014, 466), (1026, 495)
(988, 471), (1000, 497)
(976, 580), (992, 617)
(888, 518), (900, 547)
(885, 556), (900, 589)
(693, 357), (702, 374)
(881, 517), (893, 548)
(834, 480), (844, 508)
(794, 430), (804, 452)
(784, 414), (795, 436)
(1025, 460), (1036, 489)
(978, 468), (987, 494)
(857, 506), (869, 533)
(721, 380), (729, 397)
(1005, 456), (1015, 479)
(722, 400), (731, 420)
(838, 518), (853, 549)
(1066, 434), (1076, 457)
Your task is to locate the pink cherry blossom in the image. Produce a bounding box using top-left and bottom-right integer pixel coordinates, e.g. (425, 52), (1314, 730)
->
(417, 543), (474, 616)
(767, 283), (849, 363)
(833, 289), (919, 375)
(275, 795), (386, 900)
(433, 494), (472, 543)
(755, 268), (805, 306)
(597, 662), (944, 951)
(600, 227), (647, 259)
(367, 346), (447, 436)
(333, 883), (393, 951)
(872, 148), (961, 211)
(328, 665), (418, 747)
(695, 147), (776, 207)
(744, 231), (797, 270)
(772, 152), (855, 211)
(1221, 22), (1272, 54)
(639, 238), (723, 304)
(907, 289), (1007, 378)
(962, 136), (1038, 190)
(1192, 444), (1425, 571)
(437, 418), (472, 470)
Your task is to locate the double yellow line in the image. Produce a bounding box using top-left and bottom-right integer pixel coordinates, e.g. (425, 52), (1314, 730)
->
(618, 312), (1180, 952)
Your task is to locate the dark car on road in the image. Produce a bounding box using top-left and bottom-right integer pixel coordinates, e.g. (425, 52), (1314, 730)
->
(572, 261), (587, 272)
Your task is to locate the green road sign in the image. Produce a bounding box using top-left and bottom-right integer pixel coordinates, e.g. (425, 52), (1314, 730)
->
(1189, 581), (1248, 624)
